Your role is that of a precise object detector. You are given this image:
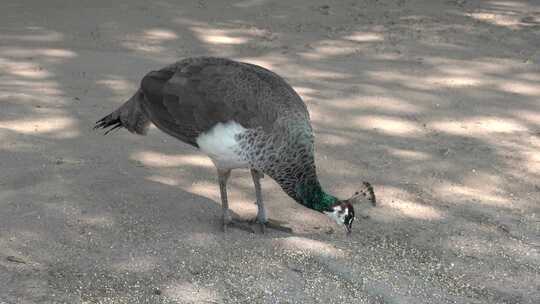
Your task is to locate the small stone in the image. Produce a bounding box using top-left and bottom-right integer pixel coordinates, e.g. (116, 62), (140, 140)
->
(6, 256), (27, 264)
(318, 5), (330, 15)
(497, 224), (510, 234)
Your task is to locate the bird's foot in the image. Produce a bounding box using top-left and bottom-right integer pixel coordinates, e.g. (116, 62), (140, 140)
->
(222, 217), (292, 234)
(243, 218), (293, 234)
(265, 218), (293, 233)
(223, 218), (257, 233)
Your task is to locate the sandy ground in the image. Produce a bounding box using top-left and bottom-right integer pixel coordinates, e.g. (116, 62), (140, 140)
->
(1, 0), (539, 303)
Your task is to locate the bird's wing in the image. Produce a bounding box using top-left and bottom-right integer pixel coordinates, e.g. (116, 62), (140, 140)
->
(139, 60), (280, 147)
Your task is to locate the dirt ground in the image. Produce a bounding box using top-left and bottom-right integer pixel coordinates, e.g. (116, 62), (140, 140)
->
(1, 0), (539, 303)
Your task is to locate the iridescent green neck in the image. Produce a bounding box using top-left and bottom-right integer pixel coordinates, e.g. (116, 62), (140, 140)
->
(295, 181), (338, 212)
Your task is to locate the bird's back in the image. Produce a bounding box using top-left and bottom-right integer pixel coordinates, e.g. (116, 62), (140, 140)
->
(139, 57), (310, 145)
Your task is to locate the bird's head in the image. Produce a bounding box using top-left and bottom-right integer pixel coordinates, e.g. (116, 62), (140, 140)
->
(323, 182), (376, 235)
(323, 201), (355, 234)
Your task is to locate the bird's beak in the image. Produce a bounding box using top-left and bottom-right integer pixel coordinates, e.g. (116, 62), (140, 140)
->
(345, 224), (352, 236)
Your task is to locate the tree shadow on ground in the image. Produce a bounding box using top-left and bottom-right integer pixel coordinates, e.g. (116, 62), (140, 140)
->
(1, 0), (539, 303)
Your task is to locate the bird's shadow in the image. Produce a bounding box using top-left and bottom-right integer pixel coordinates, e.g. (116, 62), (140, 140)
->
(105, 176), (297, 236)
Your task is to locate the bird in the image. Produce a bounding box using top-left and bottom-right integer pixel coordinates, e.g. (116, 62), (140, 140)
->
(95, 57), (376, 234)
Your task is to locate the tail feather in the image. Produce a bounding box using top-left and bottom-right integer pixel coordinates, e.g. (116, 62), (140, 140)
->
(94, 114), (122, 134)
(94, 90), (150, 135)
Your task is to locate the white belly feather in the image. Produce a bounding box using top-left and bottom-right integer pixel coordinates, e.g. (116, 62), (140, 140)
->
(196, 121), (249, 169)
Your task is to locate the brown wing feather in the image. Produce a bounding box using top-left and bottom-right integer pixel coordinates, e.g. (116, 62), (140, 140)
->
(139, 58), (283, 147)
(139, 70), (200, 146)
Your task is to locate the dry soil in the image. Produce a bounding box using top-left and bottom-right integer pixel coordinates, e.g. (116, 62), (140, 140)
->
(1, 1), (539, 303)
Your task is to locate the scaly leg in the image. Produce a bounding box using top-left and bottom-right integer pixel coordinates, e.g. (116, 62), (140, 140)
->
(217, 168), (254, 233)
(251, 169), (267, 232)
(249, 169), (292, 233)
(217, 168), (232, 231)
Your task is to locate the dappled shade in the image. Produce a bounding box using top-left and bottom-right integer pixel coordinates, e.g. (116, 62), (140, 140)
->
(1, 0), (539, 303)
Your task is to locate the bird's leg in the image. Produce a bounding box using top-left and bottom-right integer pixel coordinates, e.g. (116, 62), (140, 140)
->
(249, 169), (292, 234)
(217, 168), (254, 233)
(217, 168), (232, 231)
(251, 169), (267, 232)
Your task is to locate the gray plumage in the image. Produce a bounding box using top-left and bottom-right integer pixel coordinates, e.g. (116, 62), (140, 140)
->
(96, 57), (375, 233)
(97, 57), (315, 201)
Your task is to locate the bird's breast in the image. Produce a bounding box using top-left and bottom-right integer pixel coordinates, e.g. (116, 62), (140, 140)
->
(196, 121), (250, 170)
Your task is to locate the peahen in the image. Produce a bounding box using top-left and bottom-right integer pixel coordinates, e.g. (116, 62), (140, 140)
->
(95, 57), (376, 234)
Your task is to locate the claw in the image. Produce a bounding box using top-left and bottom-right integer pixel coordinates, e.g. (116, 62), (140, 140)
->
(258, 222), (266, 234)
(224, 217), (292, 234)
(225, 220), (256, 233)
(264, 219), (293, 233)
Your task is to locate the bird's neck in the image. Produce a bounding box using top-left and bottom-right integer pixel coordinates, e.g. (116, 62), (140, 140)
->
(295, 178), (338, 212)
(265, 122), (337, 211)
